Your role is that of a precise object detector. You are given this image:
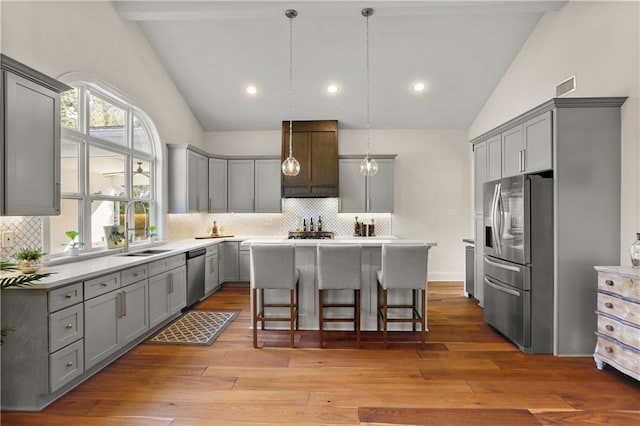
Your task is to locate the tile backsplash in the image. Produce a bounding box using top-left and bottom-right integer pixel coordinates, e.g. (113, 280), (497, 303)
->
(0, 217), (43, 260)
(168, 198), (391, 240)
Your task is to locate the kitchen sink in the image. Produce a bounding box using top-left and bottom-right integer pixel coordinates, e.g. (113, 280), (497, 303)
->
(119, 249), (172, 257)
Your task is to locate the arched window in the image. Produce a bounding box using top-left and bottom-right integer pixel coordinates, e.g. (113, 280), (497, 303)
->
(46, 75), (162, 257)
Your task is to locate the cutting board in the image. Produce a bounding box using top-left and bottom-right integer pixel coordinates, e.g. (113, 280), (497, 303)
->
(195, 235), (234, 239)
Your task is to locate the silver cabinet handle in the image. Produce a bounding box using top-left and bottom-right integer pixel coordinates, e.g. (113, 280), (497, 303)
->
(100, 283), (108, 288)
(604, 302), (613, 309)
(605, 325), (614, 332)
(522, 150), (526, 172)
(168, 272), (174, 293)
(116, 293), (123, 318)
(66, 324), (73, 329)
(65, 293), (73, 299)
(122, 291), (127, 317)
(66, 361), (74, 367)
(605, 280), (614, 287)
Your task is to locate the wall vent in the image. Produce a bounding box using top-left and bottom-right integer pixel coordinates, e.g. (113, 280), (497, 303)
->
(556, 75), (576, 97)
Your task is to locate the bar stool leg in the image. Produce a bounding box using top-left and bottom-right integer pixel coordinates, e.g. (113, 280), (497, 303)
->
(252, 288), (259, 348)
(290, 288), (295, 348)
(260, 289), (265, 330)
(319, 289), (324, 348)
(295, 281), (300, 331)
(383, 287), (389, 349)
(376, 281), (382, 332)
(412, 289), (417, 332)
(421, 288), (426, 349)
(355, 289), (361, 349)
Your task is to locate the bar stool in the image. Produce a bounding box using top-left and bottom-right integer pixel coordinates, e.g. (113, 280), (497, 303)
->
(377, 244), (430, 349)
(250, 244), (299, 348)
(317, 244), (362, 348)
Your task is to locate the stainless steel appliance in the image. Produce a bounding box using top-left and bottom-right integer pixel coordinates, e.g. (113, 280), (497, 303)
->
(186, 247), (206, 307)
(483, 174), (553, 353)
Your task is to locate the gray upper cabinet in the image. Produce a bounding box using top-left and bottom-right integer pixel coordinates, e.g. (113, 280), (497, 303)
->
(338, 157), (394, 213)
(1, 55), (71, 216)
(501, 111), (552, 178)
(228, 157), (281, 213)
(501, 124), (524, 178)
(473, 141), (487, 215)
(487, 135), (502, 182)
(228, 159), (255, 212)
(254, 159), (282, 213)
(208, 157), (227, 213)
(168, 145), (209, 213)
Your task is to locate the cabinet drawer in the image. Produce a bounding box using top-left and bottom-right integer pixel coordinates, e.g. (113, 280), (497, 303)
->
(149, 254), (185, 277)
(598, 272), (640, 300)
(595, 335), (639, 377)
(121, 264), (149, 286)
(48, 282), (83, 313)
(49, 304), (84, 353)
(597, 313), (640, 350)
(49, 339), (84, 392)
(84, 272), (121, 299)
(597, 292), (640, 326)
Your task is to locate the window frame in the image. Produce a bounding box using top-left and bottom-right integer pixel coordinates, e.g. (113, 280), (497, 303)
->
(45, 74), (163, 261)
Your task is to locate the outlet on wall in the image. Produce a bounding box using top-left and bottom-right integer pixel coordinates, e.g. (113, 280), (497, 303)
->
(2, 231), (15, 248)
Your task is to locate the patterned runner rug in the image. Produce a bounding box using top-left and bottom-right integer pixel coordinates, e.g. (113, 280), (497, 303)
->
(149, 311), (239, 345)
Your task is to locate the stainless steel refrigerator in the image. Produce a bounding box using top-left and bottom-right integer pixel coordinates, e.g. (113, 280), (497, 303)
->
(483, 174), (553, 353)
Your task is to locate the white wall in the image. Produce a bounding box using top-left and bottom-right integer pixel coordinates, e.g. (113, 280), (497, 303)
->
(207, 128), (471, 281)
(1, 1), (205, 150)
(470, 0), (640, 263)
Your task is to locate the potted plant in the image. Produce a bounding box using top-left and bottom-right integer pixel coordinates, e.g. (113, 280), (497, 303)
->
(64, 230), (84, 256)
(148, 225), (158, 241)
(12, 247), (45, 274)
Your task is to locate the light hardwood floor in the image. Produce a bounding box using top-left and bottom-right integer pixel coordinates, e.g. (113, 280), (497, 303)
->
(2, 282), (639, 425)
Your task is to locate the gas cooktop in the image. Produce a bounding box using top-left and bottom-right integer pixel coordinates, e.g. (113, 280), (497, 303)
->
(287, 231), (335, 239)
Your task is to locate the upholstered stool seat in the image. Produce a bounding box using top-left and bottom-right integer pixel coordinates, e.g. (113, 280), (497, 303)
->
(250, 244), (300, 348)
(377, 244), (430, 349)
(317, 244), (362, 348)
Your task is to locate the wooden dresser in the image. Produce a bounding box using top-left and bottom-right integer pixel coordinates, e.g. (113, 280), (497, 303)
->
(593, 266), (639, 380)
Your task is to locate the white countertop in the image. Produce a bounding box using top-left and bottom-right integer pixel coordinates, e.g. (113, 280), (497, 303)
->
(3, 235), (436, 290)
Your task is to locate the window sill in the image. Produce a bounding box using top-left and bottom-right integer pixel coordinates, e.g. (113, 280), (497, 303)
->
(45, 241), (166, 266)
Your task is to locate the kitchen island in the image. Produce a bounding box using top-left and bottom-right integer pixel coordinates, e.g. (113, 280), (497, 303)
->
(241, 238), (437, 331)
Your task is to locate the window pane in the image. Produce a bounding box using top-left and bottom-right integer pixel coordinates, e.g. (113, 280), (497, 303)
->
(50, 199), (81, 255)
(61, 88), (79, 129)
(89, 92), (126, 146)
(61, 139), (80, 194)
(91, 200), (125, 249)
(90, 147), (125, 196)
(133, 114), (152, 153)
(132, 158), (151, 199)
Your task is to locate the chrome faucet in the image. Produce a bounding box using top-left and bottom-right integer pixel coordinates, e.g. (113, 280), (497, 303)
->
(123, 200), (153, 252)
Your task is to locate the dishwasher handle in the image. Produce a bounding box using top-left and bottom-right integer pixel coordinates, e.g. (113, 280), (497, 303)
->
(187, 248), (206, 259)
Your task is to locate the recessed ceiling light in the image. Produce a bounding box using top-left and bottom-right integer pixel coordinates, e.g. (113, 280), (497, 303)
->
(326, 83), (340, 95)
(246, 85), (257, 95)
(412, 81), (428, 93)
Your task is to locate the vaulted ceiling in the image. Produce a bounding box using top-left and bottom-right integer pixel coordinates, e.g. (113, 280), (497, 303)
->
(116, 1), (566, 132)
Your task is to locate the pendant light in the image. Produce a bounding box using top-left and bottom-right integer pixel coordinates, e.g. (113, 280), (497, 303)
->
(282, 9), (301, 176)
(360, 7), (378, 177)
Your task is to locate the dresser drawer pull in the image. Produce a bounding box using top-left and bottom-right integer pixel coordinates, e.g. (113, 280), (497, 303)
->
(133, 273), (139, 277)
(604, 302), (613, 309)
(65, 324), (73, 329)
(66, 361), (74, 367)
(604, 346), (613, 353)
(64, 293), (73, 299)
(605, 279), (614, 286)
(605, 325), (614, 332)
(100, 283), (108, 287)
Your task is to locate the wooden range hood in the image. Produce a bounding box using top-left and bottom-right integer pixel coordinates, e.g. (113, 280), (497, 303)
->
(281, 120), (338, 198)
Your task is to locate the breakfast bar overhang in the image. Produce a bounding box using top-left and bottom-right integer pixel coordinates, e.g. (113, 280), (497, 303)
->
(241, 238), (437, 331)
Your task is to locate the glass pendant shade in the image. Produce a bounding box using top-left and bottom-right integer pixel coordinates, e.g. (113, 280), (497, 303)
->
(282, 154), (300, 176)
(360, 156), (378, 176)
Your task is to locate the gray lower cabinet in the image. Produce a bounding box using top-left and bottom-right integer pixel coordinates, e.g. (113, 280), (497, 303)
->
(1, 54), (70, 216)
(239, 247), (250, 282)
(218, 242), (226, 285)
(473, 215), (485, 306)
(149, 265), (187, 328)
(338, 157), (394, 213)
(1, 253), (189, 411)
(224, 241), (240, 282)
(205, 245), (220, 295)
(84, 278), (149, 370)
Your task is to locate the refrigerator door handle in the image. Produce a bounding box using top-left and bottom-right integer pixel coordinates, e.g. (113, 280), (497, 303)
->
(492, 182), (502, 254)
(484, 277), (521, 297)
(484, 257), (521, 272)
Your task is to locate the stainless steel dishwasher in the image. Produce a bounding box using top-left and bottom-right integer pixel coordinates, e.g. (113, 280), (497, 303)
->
(186, 247), (206, 307)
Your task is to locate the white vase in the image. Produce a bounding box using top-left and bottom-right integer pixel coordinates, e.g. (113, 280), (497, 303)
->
(68, 247), (79, 257)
